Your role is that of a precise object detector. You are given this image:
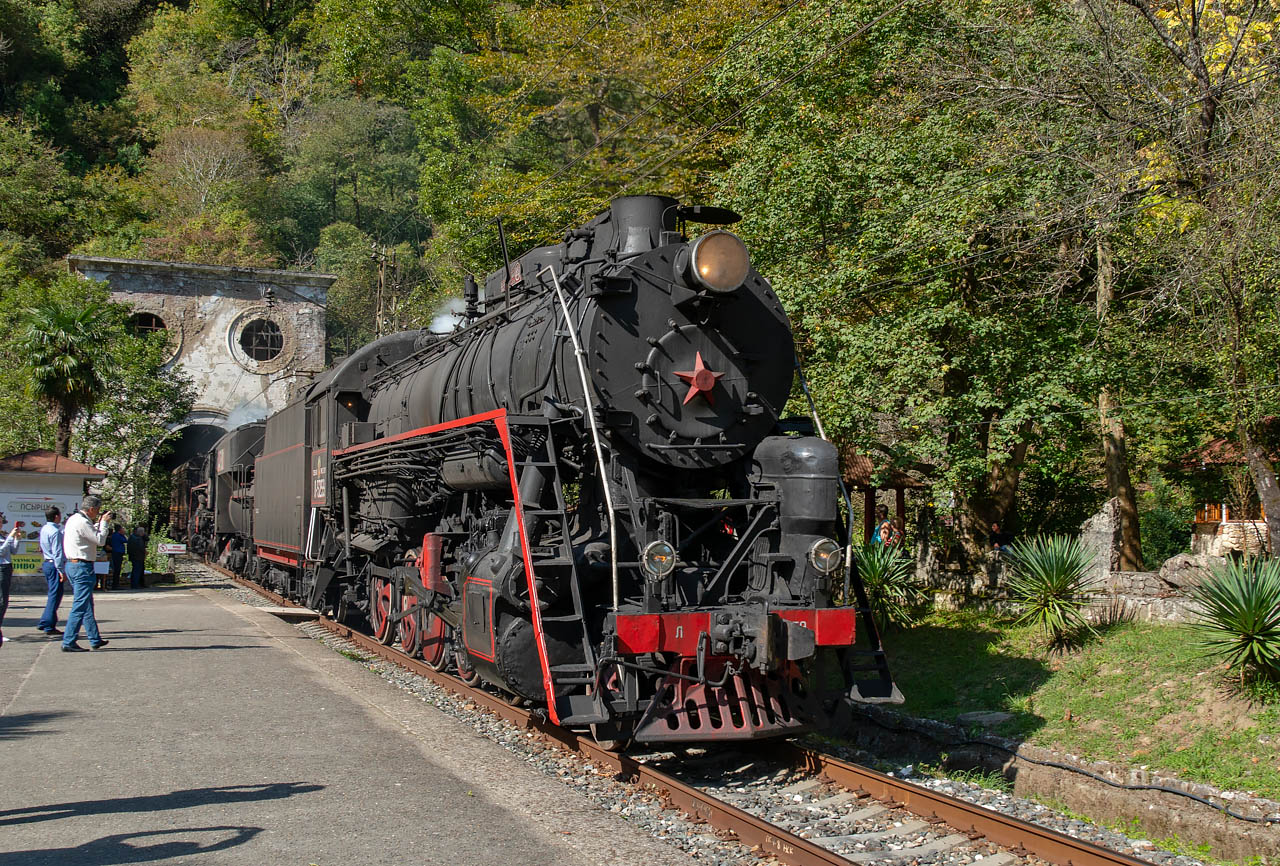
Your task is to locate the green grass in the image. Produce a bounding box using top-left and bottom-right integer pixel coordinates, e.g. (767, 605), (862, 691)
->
(919, 762), (1014, 793)
(880, 610), (1280, 798)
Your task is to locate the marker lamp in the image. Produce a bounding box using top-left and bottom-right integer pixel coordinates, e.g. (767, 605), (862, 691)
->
(808, 538), (843, 575)
(642, 540), (677, 580)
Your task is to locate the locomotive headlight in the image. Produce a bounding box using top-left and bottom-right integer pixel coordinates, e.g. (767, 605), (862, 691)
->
(808, 538), (843, 575)
(688, 230), (750, 293)
(642, 540), (677, 581)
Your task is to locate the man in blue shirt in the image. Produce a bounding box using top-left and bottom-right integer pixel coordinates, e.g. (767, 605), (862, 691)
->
(106, 524), (127, 590)
(37, 507), (66, 636)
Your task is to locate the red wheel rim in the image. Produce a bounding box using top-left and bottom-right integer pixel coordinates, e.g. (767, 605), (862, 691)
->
(371, 578), (392, 642)
(422, 614), (448, 670)
(398, 597), (420, 655)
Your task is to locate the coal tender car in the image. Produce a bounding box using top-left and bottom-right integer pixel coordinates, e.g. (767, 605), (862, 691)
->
(240, 195), (897, 744)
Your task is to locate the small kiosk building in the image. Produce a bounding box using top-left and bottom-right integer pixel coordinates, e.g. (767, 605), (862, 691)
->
(0, 450), (107, 579)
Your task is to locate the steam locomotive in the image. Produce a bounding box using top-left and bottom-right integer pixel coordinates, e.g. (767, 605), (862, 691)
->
(183, 195), (897, 745)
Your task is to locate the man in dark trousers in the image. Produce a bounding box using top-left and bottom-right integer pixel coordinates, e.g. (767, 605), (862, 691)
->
(0, 516), (22, 649)
(107, 524), (127, 589)
(36, 507), (66, 636)
(127, 526), (148, 589)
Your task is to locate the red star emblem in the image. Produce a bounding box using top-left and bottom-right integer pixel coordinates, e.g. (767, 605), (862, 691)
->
(673, 351), (725, 405)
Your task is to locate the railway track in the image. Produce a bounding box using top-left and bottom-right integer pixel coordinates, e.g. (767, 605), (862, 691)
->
(204, 561), (1154, 866)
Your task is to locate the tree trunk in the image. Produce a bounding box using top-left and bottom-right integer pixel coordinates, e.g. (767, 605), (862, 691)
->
(1099, 390), (1143, 569)
(1240, 422), (1280, 556)
(955, 419), (1035, 561)
(54, 405), (73, 457)
(1095, 235), (1143, 570)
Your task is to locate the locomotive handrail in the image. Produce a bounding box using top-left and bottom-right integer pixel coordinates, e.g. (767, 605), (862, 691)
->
(539, 264), (620, 611)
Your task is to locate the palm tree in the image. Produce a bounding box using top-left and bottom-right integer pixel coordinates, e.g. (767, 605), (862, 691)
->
(19, 300), (112, 457)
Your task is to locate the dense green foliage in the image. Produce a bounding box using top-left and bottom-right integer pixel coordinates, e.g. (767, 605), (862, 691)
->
(1190, 558), (1280, 682)
(1005, 535), (1100, 647)
(1139, 475), (1195, 566)
(19, 295), (113, 456)
(2, 0), (1278, 548)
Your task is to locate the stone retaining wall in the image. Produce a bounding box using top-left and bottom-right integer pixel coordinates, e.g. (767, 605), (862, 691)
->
(915, 497), (1220, 623)
(840, 703), (1280, 861)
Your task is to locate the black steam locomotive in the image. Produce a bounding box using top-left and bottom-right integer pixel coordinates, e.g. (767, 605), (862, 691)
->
(192, 195), (897, 744)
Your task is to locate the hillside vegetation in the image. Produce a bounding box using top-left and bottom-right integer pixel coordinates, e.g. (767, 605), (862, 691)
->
(3, 0), (1280, 559)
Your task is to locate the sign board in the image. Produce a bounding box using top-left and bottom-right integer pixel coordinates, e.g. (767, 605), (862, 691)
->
(158, 543), (187, 555)
(12, 552), (45, 574)
(0, 492), (79, 575)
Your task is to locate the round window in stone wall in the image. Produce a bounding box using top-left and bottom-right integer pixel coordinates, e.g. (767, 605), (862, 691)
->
(239, 318), (284, 362)
(128, 312), (166, 336)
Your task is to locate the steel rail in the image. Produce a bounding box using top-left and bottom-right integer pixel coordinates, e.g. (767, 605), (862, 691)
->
(778, 744), (1152, 866)
(210, 563), (1152, 866)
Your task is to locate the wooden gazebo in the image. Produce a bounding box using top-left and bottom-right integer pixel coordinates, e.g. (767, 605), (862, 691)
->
(1180, 429), (1271, 556)
(840, 447), (927, 543)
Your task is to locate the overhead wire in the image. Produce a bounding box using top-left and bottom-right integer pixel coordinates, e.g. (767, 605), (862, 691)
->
(433, 0), (836, 268)
(496, 0), (827, 208)
(418, 0), (1276, 315)
(852, 382), (1280, 443)
(836, 161), (1278, 305)
(443, 6), (1275, 282)
(794, 65), (1280, 281)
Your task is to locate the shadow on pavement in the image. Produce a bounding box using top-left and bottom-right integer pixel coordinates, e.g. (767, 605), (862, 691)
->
(0, 782), (323, 826)
(93, 644), (256, 653)
(0, 711), (76, 741)
(0, 825), (263, 865)
(2, 615), (47, 631)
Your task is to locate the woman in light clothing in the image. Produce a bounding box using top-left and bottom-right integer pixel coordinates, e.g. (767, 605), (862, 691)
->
(0, 515), (25, 648)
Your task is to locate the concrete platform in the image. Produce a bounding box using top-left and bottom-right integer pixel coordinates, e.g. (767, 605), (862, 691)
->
(0, 587), (697, 865)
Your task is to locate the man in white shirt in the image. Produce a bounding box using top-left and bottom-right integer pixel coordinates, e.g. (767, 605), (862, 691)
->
(61, 495), (113, 652)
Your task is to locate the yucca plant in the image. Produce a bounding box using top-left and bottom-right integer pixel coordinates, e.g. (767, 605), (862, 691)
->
(1004, 535), (1099, 648)
(1189, 558), (1280, 684)
(855, 543), (926, 631)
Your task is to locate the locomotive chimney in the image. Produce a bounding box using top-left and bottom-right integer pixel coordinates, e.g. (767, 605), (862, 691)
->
(610, 195), (679, 254)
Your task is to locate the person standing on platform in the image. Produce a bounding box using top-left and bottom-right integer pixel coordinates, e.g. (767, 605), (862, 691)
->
(61, 496), (113, 652)
(0, 517), (22, 648)
(107, 523), (127, 590)
(37, 507), (66, 637)
(127, 526), (148, 589)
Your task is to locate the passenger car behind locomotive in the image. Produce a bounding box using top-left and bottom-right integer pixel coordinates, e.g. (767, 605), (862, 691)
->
(171, 423), (264, 565)
(221, 195), (896, 744)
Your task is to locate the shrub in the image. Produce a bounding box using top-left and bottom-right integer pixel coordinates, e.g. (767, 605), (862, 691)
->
(1138, 475), (1193, 568)
(1005, 535), (1099, 647)
(1140, 506), (1192, 568)
(1189, 558), (1280, 683)
(146, 528), (179, 573)
(855, 542), (926, 631)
